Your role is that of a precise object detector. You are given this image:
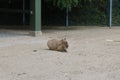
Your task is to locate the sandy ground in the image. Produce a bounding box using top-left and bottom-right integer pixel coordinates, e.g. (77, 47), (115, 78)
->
(0, 26), (120, 80)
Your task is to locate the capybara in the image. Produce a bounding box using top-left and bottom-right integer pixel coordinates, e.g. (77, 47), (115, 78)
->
(47, 38), (68, 52)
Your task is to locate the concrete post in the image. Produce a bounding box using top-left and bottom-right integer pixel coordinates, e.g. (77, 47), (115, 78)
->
(30, 0), (42, 36)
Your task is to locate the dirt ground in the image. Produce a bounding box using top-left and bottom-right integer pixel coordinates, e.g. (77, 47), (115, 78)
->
(0, 26), (120, 80)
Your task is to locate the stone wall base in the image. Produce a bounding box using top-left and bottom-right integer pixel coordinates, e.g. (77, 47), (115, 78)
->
(29, 31), (42, 37)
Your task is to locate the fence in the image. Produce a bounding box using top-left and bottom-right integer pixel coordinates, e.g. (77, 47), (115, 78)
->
(42, 0), (120, 26)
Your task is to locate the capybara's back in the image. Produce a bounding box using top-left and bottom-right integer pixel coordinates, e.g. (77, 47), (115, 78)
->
(47, 39), (59, 50)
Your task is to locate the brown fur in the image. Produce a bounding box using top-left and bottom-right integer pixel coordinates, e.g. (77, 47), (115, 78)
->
(47, 38), (68, 52)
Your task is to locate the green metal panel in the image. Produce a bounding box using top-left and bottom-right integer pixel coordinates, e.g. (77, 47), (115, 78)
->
(30, 0), (41, 31)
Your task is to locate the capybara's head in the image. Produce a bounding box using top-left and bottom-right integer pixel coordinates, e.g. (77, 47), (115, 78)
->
(60, 38), (69, 48)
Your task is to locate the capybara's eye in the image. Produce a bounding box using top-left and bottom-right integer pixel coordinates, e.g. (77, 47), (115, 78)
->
(66, 42), (68, 48)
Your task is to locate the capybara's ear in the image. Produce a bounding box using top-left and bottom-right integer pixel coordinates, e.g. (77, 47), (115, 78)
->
(61, 38), (66, 41)
(63, 38), (66, 40)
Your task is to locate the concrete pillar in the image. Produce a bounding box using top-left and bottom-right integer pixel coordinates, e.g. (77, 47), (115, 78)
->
(30, 0), (42, 36)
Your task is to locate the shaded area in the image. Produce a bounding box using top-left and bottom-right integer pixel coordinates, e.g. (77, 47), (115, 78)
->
(0, 0), (30, 26)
